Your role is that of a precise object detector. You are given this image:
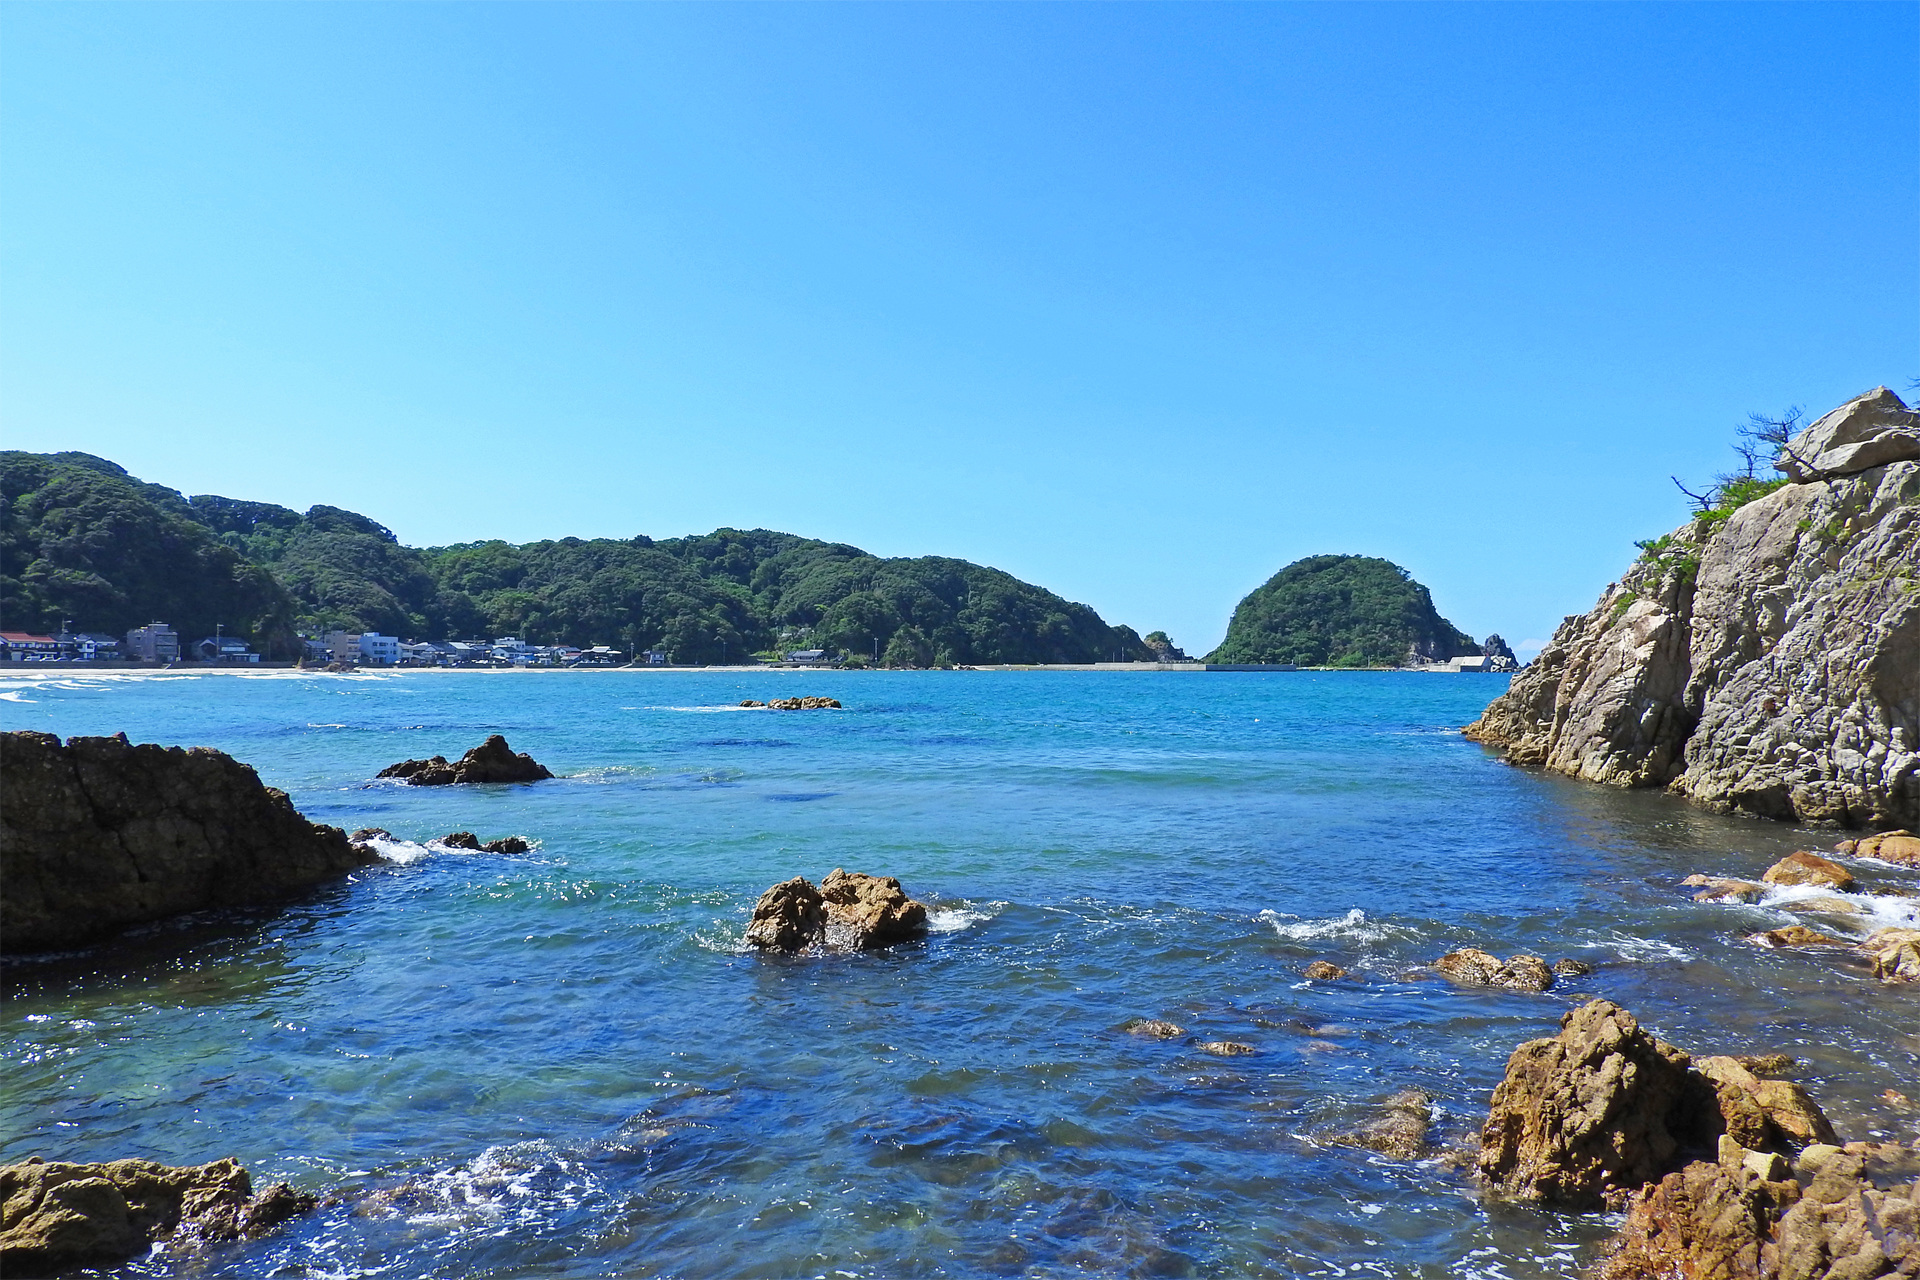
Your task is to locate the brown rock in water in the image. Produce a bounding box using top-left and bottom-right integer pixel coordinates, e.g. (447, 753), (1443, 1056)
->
(440, 831), (483, 850)
(743, 877), (826, 951)
(1748, 925), (1848, 949)
(742, 870), (927, 951)
(1329, 1089), (1433, 1160)
(1125, 1019), (1185, 1040)
(1694, 1056), (1837, 1151)
(1853, 829), (1920, 867)
(1196, 1041), (1256, 1057)
(1595, 1146), (1795, 1280)
(0, 1155), (314, 1276)
(1761, 851), (1856, 891)
(1462, 391), (1920, 831)
(377, 735), (553, 786)
(767, 696), (842, 711)
(1773, 1145), (1920, 1279)
(1863, 927), (1920, 983)
(1734, 1054), (1797, 1076)
(739, 700), (765, 707)
(1433, 948), (1555, 992)
(1552, 958), (1592, 976)
(1683, 874), (1769, 903)
(349, 827), (393, 845)
(1477, 1000), (1719, 1209)
(0, 731), (377, 954)
(1302, 960), (1349, 981)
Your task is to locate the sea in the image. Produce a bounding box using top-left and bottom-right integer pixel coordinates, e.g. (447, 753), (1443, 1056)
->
(2, 668), (1916, 1279)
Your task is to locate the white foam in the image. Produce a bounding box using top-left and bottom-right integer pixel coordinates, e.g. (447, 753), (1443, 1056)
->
(1603, 930), (1696, 963)
(362, 835), (432, 865)
(1758, 882), (1920, 934)
(1258, 908), (1422, 945)
(927, 904), (1002, 934)
(392, 1140), (599, 1230)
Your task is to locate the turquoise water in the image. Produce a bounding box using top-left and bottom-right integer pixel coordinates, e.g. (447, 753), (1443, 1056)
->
(3, 669), (1917, 1279)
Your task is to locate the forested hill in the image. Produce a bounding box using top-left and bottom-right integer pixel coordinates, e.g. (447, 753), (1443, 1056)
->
(0, 451), (1151, 666)
(1207, 554), (1482, 667)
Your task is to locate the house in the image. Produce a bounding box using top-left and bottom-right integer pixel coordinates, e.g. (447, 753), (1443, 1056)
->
(785, 649), (831, 666)
(357, 633), (400, 666)
(642, 649), (668, 665)
(398, 641), (442, 665)
(76, 633), (122, 661)
(1, 631), (61, 662)
(195, 636), (259, 664)
(573, 645), (623, 665)
(125, 622), (181, 663)
(322, 631), (361, 665)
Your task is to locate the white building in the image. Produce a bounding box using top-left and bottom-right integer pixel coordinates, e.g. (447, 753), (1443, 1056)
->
(358, 632), (400, 666)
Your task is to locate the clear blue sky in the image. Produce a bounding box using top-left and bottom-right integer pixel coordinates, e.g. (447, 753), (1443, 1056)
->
(4, 3), (1914, 657)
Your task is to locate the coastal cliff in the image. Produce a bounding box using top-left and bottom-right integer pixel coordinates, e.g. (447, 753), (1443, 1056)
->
(0, 731), (377, 952)
(1466, 387), (1920, 829)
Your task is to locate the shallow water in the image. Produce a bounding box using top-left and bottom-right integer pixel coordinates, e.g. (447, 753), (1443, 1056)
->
(2, 668), (1915, 1279)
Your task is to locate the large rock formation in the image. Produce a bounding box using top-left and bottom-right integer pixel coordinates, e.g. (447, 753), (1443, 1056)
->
(743, 869), (929, 951)
(1466, 387), (1920, 829)
(1207, 554), (1483, 667)
(376, 734), (553, 785)
(1477, 1000), (1723, 1210)
(0, 1155), (313, 1276)
(0, 731), (376, 953)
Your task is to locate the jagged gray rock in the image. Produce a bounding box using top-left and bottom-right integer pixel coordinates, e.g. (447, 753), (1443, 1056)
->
(0, 731), (376, 953)
(1466, 387), (1920, 829)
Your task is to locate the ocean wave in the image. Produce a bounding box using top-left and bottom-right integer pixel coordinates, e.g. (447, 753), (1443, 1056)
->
(1757, 883), (1920, 934)
(1257, 908), (1423, 945)
(927, 902), (1004, 934)
(1601, 930), (1696, 963)
(362, 835), (432, 865)
(365, 1140), (601, 1230)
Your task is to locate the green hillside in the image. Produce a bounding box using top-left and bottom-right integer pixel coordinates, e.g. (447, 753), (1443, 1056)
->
(1207, 554), (1480, 667)
(0, 451), (1150, 666)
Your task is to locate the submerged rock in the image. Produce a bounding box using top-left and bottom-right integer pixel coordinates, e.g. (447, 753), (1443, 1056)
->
(742, 697), (842, 711)
(1433, 948), (1555, 992)
(1196, 1041), (1256, 1057)
(1748, 925), (1849, 949)
(1329, 1089), (1433, 1160)
(1761, 851), (1856, 891)
(743, 869), (927, 951)
(0, 731), (376, 954)
(1683, 873), (1770, 903)
(376, 735), (553, 786)
(1463, 387), (1920, 829)
(1552, 957), (1593, 976)
(0, 1155), (314, 1276)
(1477, 1000), (1719, 1209)
(1125, 1019), (1185, 1040)
(1302, 960), (1349, 981)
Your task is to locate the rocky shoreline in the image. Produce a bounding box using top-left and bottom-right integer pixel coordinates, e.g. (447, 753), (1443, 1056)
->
(1467, 387), (1920, 830)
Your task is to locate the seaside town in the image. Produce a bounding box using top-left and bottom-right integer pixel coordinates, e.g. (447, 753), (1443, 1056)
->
(0, 623), (653, 668)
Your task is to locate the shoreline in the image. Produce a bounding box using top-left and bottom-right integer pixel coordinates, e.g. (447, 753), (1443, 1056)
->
(0, 661), (1504, 678)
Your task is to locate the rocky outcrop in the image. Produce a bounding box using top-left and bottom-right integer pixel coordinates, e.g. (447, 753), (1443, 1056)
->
(1303, 960), (1349, 980)
(1477, 1002), (1914, 1277)
(1433, 948), (1555, 992)
(437, 832), (531, 854)
(1465, 387), (1920, 829)
(1477, 1000), (1722, 1209)
(739, 697), (843, 710)
(1125, 1019), (1185, 1039)
(1864, 928), (1920, 983)
(0, 731), (376, 954)
(743, 869), (928, 951)
(1480, 634), (1521, 673)
(0, 1155), (314, 1276)
(376, 735), (553, 785)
